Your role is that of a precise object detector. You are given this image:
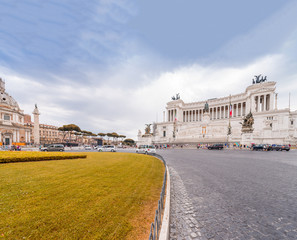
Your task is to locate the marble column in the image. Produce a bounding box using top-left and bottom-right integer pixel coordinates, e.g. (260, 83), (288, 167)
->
(33, 105), (40, 145)
(270, 93), (273, 111)
(240, 103), (243, 116)
(13, 130), (16, 143)
(264, 95), (267, 111)
(219, 107), (222, 119)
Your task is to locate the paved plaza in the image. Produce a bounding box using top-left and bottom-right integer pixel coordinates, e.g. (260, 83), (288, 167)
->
(159, 149), (297, 240)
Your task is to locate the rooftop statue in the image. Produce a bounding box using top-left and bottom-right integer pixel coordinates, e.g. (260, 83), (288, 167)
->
(252, 74), (267, 84)
(171, 93), (180, 100)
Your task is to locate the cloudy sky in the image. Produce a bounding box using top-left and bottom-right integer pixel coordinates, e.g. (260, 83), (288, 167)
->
(1, 0), (297, 139)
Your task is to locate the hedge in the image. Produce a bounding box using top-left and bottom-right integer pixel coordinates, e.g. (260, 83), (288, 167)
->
(0, 152), (87, 164)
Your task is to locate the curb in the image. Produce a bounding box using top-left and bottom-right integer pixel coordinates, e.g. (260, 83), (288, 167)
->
(159, 166), (170, 240)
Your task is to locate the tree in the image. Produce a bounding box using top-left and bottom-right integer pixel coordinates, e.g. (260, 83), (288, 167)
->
(111, 132), (119, 143)
(98, 133), (106, 138)
(118, 135), (126, 142)
(106, 133), (113, 143)
(123, 138), (135, 146)
(81, 130), (96, 136)
(58, 124), (81, 142)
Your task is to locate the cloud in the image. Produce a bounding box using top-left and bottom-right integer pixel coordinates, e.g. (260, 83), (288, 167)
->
(2, 47), (296, 140)
(0, 0), (139, 84)
(213, 1), (297, 64)
(1, 1), (297, 140)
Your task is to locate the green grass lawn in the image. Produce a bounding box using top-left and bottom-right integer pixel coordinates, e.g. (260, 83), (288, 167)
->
(0, 152), (164, 240)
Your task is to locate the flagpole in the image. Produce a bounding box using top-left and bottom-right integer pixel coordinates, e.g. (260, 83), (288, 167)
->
(289, 92), (291, 112)
(227, 94), (232, 147)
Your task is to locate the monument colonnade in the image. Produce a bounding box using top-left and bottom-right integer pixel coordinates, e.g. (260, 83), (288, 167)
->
(167, 92), (274, 123)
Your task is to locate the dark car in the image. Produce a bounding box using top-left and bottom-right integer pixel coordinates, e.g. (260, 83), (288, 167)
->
(271, 145), (283, 151)
(208, 144), (224, 150)
(281, 145), (290, 151)
(41, 144), (65, 152)
(252, 144), (266, 151)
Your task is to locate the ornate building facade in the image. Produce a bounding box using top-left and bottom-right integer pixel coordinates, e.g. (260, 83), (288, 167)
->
(0, 78), (31, 146)
(138, 80), (297, 145)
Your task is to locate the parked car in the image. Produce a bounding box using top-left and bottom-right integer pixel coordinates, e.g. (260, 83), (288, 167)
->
(84, 145), (92, 150)
(208, 144), (224, 150)
(281, 145), (290, 151)
(252, 144), (268, 151)
(40, 144), (65, 152)
(136, 145), (156, 154)
(97, 145), (116, 152)
(271, 145), (283, 151)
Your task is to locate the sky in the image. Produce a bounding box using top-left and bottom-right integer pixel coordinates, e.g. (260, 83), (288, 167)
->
(1, 0), (297, 139)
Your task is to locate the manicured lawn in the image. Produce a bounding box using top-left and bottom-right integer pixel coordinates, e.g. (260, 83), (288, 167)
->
(0, 152), (164, 240)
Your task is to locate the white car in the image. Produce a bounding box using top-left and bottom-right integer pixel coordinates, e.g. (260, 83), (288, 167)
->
(84, 145), (92, 150)
(136, 145), (156, 154)
(94, 145), (101, 150)
(97, 145), (116, 152)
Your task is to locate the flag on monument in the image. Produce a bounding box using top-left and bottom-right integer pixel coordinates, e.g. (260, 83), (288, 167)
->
(229, 104), (232, 116)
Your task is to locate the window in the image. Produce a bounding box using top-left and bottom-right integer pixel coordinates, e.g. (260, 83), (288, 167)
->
(4, 114), (10, 121)
(163, 131), (166, 137)
(291, 120), (294, 125)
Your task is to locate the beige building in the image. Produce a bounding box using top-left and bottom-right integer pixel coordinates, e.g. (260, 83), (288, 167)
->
(138, 80), (297, 146)
(24, 116), (62, 145)
(0, 78), (31, 146)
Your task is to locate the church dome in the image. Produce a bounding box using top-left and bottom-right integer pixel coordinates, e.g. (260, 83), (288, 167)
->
(0, 78), (21, 110)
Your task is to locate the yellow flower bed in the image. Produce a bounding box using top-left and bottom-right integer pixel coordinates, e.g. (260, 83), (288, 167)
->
(0, 151), (87, 163)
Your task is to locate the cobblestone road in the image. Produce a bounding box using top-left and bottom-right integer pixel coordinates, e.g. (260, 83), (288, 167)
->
(160, 149), (297, 240)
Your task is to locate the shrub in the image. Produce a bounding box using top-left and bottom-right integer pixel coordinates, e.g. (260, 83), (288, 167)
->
(0, 152), (87, 163)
